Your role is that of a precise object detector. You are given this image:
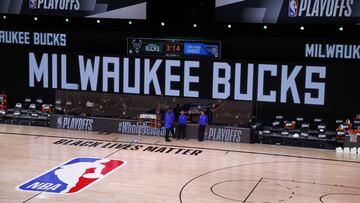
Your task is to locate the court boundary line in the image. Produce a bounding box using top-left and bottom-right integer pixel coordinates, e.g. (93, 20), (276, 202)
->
(1, 131), (360, 165)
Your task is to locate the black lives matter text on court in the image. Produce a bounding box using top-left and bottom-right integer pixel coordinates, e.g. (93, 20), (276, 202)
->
(53, 139), (203, 156)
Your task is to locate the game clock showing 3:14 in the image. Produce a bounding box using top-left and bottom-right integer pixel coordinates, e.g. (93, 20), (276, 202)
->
(164, 43), (182, 53)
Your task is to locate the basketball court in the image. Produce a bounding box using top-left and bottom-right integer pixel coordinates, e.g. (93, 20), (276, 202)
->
(0, 124), (359, 203)
(1, 0), (360, 202)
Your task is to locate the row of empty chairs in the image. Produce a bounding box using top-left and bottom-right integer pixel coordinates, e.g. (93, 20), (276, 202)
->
(266, 115), (360, 140)
(0, 98), (52, 126)
(11, 98), (50, 114)
(266, 115), (329, 139)
(335, 115), (360, 140)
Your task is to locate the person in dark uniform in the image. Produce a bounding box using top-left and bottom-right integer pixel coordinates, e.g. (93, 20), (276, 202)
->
(198, 109), (208, 141)
(164, 108), (175, 142)
(177, 110), (187, 140)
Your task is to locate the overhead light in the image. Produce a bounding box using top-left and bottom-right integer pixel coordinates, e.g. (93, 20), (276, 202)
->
(161, 22), (165, 26)
(96, 19), (101, 24)
(34, 17), (38, 21)
(227, 24), (232, 29)
(2, 15), (6, 20)
(339, 26), (344, 31)
(128, 20), (132, 25)
(263, 25), (268, 30)
(300, 26), (305, 30)
(65, 18), (69, 23)
(193, 23), (197, 28)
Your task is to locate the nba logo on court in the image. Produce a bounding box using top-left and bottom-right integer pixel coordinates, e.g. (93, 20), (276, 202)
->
(288, 0), (298, 17)
(29, 0), (37, 9)
(16, 158), (126, 194)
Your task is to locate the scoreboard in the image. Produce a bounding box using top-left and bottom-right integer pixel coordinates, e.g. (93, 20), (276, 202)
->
(127, 37), (221, 59)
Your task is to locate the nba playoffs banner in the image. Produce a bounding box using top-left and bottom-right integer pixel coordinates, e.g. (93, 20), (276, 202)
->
(50, 114), (250, 143)
(0, 0), (147, 19)
(50, 114), (167, 137)
(216, 0), (360, 24)
(207, 125), (250, 143)
(51, 114), (96, 131)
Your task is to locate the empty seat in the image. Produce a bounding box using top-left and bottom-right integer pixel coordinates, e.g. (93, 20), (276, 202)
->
(313, 118), (325, 132)
(24, 98), (31, 103)
(292, 133), (300, 138)
(318, 123), (326, 133)
(272, 115), (283, 129)
(301, 123), (310, 130)
(55, 100), (61, 106)
(15, 103), (22, 109)
(318, 133), (327, 139)
(281, 130), (289, 136)
(301, 132), (309, 138)
(36, 98), (43, 104)
(296, 117), (304, 122)
(34, 98), (43, 110)
(262, 129), (271, 134)
(65, 101), (73, 115)
(335, 119), (343, 125)
(296, 117), (304, 127)
(54, 106), (63, 111)
(272, 120), (281, 128)
(30, 112), (39, 118)
(353, 116), (360, 129)
(314, 118), (323, 124)
(23, 98), (31, 109)
(86, 101), (95, 107)
(29, 103), (36, 110)
(13, 110), (21, 116)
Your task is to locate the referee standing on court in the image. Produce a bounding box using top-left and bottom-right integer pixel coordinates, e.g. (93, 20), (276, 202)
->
(198, 109), (208, 141)
(177, 110), (187, 140)
(164, 107), (175, 142)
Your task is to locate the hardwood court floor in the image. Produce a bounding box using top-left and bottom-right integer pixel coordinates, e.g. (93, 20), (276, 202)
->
(0, 124), (359, 203)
